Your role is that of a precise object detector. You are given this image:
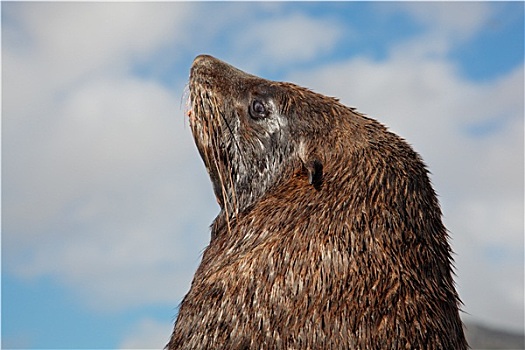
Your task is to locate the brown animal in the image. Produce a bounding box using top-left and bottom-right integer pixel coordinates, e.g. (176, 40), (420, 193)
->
(167, 55), (467, 349)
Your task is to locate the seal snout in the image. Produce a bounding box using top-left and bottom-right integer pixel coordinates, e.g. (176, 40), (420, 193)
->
(191, 54), (256, 89)
(192, 54), (216, 68)
(190, 55), (219, 84)
(190, 54), (232, 89)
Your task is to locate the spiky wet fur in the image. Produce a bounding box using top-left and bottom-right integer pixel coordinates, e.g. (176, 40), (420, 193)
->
(167, 55), (467, 349)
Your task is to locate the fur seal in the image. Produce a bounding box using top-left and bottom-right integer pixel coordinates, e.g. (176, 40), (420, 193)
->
(167, 55), (467, 349)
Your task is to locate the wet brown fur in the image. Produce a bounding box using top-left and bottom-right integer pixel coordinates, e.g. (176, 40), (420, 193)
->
(167, 55), (468, 349)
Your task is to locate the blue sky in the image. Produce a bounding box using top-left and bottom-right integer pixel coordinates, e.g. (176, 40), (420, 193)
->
(2, 2), (524, 349)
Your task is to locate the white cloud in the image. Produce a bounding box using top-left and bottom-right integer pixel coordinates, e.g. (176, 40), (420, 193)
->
(4, 73), (217, 311)
(373, 2), (496, 62)
(236, 12), (344, 68)
(3, 2), (217, 312)
(119, 318), (173, 349)
(384, 2), (494, 40)
(3, 2), (193, 88)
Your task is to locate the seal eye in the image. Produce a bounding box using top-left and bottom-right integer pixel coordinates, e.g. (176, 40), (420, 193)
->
(249, 100), (269, 119)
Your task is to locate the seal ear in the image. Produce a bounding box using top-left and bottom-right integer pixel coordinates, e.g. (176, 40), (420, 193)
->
(298, 140), (323, 190)
(305, 158), (323, 190)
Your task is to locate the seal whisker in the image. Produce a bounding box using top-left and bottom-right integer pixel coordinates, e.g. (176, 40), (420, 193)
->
(214, 102), (248, 208)
(206, 96), (237, 233)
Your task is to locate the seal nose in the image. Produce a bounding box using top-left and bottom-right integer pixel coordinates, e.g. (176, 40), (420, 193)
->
(192, 54), (217, 68)
(190, 54), (254, 87)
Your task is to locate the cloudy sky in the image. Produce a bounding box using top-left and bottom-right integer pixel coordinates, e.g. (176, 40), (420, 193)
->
(2, 2), (523, 349)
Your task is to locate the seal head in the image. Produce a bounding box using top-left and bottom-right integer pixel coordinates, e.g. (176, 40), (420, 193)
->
(188, 55), (334, 218)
